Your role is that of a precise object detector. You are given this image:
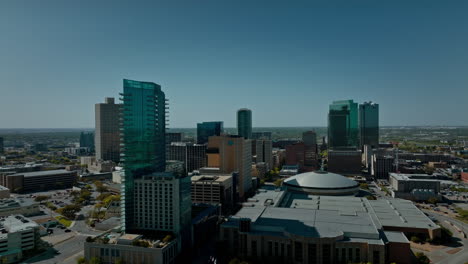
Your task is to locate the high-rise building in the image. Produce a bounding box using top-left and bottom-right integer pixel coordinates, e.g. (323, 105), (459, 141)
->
(207, 135), (252, 199)
(302, 131), (317, 146)
(252, 132), (272, 140)
(284, 131), (318, 172)
(80, 132), (95, 152)
(328, 150), (362, 174)
(196, 121), (223, 144)
(359, 102), (379, 148)
(371, 154), (394, 180)
(119, 79), (168, 232)
(166, 132), (183, 144)
(237, 108), (252, 139)
(95, 97), (121, 162)
(252, 140), (273, 170)
(328, 100), (359, 149)
(168, 142), (207, 173)
(0, 137), (4, 154)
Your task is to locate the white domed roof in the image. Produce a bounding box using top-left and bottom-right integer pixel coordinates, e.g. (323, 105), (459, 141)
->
(283, 171), (358, 190)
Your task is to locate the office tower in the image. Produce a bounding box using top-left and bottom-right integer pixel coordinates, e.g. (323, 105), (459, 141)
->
(79, 132), (95, 151)
(328, 100), (359, 149)
(303, 131), (318, 169)
(168, 142), (207, 173)
(95, 97), (121, 162)
(120, 79), (168, 232)
(0, 137), (4, 154)
(252, 139), (273, 170)
(328, 149), (362, 173)
(359, 102), (379, 148)
(371, 154), (394, 179)
(133, 172), (191, 233)
(252, 132), (272, 140)
(197, 121), (223, 144)
(207, 135), (252, 199)
(237, 108), (252, 139)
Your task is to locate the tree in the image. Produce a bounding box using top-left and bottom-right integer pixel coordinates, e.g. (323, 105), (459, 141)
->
(427, 197), (438, 205)
(162, 234), (172, 243)
(76, 256), (86, 264)
(273, 179), (283, 187)
(415, 252), (430, 264)
(34, 195), (50, 203)
(411, 236), (422, 243)
(360, 183), (369, 190)
(89, 257), (102, 264)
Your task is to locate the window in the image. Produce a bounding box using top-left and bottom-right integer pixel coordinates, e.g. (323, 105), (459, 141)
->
(355, 248), (360, 262)
(373, 250), (380, 264)
(268, 241), (273, 256)
(251, 240), (257, 257)
(294, 241), (303, 262)
(308, 244), (317, 264)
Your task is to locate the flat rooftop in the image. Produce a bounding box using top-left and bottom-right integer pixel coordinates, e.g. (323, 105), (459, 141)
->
(0, 198), (37, 209)
(0, 215), (38, 238)
(191, 174), (232, 184)
(10, 169), (73, 177)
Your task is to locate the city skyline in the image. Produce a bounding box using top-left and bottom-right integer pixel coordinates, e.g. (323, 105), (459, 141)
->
(1, 1), (468, 128)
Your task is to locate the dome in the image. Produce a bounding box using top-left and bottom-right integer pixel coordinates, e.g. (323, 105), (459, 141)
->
(283, 171), (359, 196)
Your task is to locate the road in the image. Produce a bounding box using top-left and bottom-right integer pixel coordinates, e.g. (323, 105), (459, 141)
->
(419, 210), (468, 264)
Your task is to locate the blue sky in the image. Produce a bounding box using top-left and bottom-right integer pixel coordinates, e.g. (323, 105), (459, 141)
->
(1, 0), (467, 128)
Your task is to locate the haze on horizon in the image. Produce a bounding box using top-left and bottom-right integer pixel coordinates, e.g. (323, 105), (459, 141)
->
(1, 0), (467, 129)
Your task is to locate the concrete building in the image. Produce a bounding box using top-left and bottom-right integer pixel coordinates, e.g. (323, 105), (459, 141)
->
(371, 155), (394, 180)
(0, 198), (40, 217)
(284, 132), (319, 173)
(166, 132), (183, 144)
(0, 137), (3, 154)
(0, 215), (40, 264)
(167, 142), (206, 174)
(0, 186), (9, 199)
(133, 172), (191, 234)
(279, 165), (299, 178)
(221, 187), (440, 264)
(0, 169), (77, 193)
(327, 150), (362, 174)
(85, 233), (178, 264)
(207, 135), (252, 199)
(196, 122), (223, 144)
(283, 171), (360, 196)
(191, 172), (234, 212)
(252, 140), (273, 170)
(95, 97), (121, 162)
(389, 173), (441, 201)
(237, 108), (252, 139)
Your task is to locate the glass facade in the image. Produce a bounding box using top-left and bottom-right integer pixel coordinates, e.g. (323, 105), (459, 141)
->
(359, 102), (379, 148)
(120, 79), (167, 232)
(328, 100), (358, 149)
(197, 121), (223, 144)
(237, 108), (252, 139)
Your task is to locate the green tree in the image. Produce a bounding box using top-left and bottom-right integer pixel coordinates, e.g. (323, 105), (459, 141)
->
(89, 257), (102, 264)
(76, 256), (86, 264)
(415, 252), (430, 264)
(34, 195), (50, 203)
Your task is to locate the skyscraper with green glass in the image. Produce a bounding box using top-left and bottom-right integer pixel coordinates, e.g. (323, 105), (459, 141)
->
(359, 102), (379, 148)
(237, 108), (252, 139)
(328, 100), (359, 149)
(120, 79), (167, 232)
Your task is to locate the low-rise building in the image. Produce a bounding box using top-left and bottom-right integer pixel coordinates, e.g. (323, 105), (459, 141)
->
(279, 165), (299, 178)
(389, 173), (442, 201)
(0, 169), (77, 193)
(0, 215), (40, 263)
(85, 233), (178, 264)
(221, 187), (439, 264)
(0, 198), (40, 217)
(0, 186), (10, 199)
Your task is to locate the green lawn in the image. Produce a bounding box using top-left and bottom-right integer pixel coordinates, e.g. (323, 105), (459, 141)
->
(55, 215), (73, 227)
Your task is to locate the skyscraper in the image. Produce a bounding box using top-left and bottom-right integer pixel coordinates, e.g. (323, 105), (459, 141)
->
(359, 102), (379, 148)
(79, 132), (95, 151)
(95, 97), (121, 162)
(0, 137), (3, 154)
(328, 100), (359, 149)
(207, 135), (252, 199)
(252, 139), (273, 170)
(237, 108), (252, 139)
(120, 79), (168, 232)
(197, 121), (223, 144)
(168, 142), (207, 173)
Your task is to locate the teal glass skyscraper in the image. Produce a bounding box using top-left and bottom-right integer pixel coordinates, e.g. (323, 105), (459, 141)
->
(120, 79), (167, 232)
(359, 102), (379, 148)
(237, 108), (252, 139)
(197, 121), (223, 144)
(328, 100), (359, 149)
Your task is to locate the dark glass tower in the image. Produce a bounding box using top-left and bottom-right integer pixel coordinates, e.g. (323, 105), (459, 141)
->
(237, 108), (252, 139)
(120, 79), (167, 232)
(197, 121), (223, 144)
(328, 100), (359, 149)
(359, 102), (379, 148)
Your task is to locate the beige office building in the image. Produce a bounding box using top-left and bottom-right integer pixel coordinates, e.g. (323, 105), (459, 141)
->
(207, 135), (252, 199)
(95, 97), (121, 162)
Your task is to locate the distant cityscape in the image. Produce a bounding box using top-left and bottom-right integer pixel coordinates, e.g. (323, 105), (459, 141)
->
(0, 78), (466, 264)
